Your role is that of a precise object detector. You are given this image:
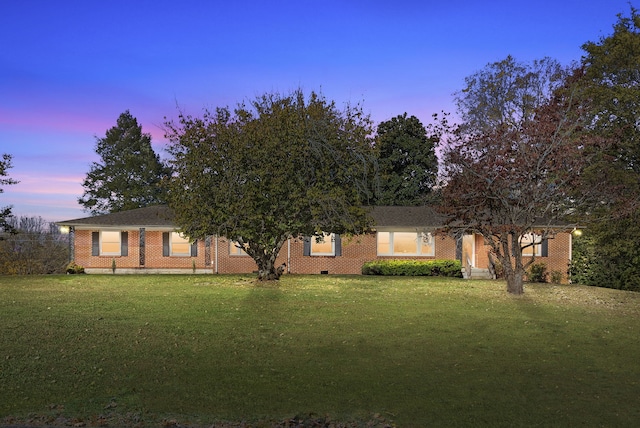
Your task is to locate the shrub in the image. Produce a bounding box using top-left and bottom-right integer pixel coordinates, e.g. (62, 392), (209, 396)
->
(66, 261), (85, 274)
(0, 216), (69, 274)
(550, 270), (564, 284)
(527, 262), (548, 283)
(362, 259), (463, 277)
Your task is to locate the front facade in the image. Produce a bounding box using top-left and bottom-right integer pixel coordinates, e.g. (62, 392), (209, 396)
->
(58, 205), (573, 281)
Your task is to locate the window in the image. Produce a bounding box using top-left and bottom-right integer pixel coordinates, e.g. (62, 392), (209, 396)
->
(311, 233), (335, 255)
(520, 233), (542, 257)
(92, 231), (128, 256)
(170, 232), (191, 256)
(303, 233), (341, 256)
(162, 232), (196, 257)
(377, 231), (434, 256)
(230, 241), (248, 256)
(101, 231), (121, 255)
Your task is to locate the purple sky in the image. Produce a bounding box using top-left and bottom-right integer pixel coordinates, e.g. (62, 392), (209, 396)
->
(0, 0), (632, 222)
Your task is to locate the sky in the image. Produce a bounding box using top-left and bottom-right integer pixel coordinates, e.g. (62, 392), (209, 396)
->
(0, 0), (633, 222)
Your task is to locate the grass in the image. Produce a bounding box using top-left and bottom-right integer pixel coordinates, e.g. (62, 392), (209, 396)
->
(1, 274), (640, 427)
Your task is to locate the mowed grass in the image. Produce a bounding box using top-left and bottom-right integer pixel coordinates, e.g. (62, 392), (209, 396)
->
(1, 274), (640, 427)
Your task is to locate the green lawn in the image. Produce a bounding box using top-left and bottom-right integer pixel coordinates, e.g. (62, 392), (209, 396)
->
(1, 274), (639, 427)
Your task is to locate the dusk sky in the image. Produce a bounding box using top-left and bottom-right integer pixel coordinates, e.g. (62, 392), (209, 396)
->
(0, 0), (633, 222)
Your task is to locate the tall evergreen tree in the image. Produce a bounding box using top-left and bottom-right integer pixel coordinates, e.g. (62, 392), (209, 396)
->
(374, 113), (438, 206)
(570, 7), (640, 290)
(79, 111), (170, 215)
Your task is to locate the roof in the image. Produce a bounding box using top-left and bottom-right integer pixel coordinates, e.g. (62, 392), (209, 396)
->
(57, 205), (175, 228)
(369, 205), (444, 227)
(57, 205), (444, 229)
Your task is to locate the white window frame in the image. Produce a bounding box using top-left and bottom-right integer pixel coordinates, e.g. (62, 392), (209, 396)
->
(377, 231), (435, 256)
(520, 233), (542, 257)
(170, 232), (191, 257)
(100, 230), (121, 256)
(311, 232), (336, 256)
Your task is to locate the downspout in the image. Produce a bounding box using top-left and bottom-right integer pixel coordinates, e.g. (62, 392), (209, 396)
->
(215, 235), (219, 274)
(287, 237), (291, 273)
(569, 231), (573, 283)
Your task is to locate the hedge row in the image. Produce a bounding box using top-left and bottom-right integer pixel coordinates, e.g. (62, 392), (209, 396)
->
(361, 259), (463, 277)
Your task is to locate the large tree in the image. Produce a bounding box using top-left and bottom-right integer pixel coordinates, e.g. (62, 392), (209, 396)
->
(454, 55), (565, 133)
(374, 113), (438, 205)
(0, 154), (18, 235)
(440, 57), (596, 294)
(165, 89), (376, 280)
(79, 111), (171, 215)
(569, 7), (640, 290)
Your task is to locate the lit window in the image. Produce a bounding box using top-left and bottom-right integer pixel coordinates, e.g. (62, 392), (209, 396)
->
(171, 232), (191, 256)
(101, 231), (121, 255)
(377, 232), (391, 254)
(377, 231), (434, 256)
(311, 233), (335, 256)
(520, 233), (542, 256)
(230, 241), (248, 256)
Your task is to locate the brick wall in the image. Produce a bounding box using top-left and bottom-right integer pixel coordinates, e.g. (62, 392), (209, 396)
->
(73, 228), (572, 279)
(474, 232), (572, 282)
(532, 232), (572, 281)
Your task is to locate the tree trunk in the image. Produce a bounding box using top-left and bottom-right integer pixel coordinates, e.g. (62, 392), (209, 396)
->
(505, 268), (525, 295)
(244, 235), (288, 281)
(505, 233), (525, 295)
(496, 233), (526, 295)
(256, 254), (279, 281)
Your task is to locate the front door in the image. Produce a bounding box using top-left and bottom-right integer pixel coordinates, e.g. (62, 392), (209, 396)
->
(462, 234), (475, 268)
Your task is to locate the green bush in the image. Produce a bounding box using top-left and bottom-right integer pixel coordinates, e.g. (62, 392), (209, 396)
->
(65, 261), (85, 274)
(527, 262), (548, 283)
(550, 270), (564, 284)
(362, 259), (463, 277)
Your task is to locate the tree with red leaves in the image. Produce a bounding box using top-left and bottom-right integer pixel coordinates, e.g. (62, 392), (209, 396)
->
(439, 57), (601, 294)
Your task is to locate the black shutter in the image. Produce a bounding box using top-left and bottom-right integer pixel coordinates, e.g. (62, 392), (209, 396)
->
(163, 232), (170, 257)
(541, 239), (549, 257)
(204, 236), (211, 266)
(303, 237), (311, 256)
(121, 232), (128, 256)
(191, 240), (198, 257)
(139, 228), (145, 266)
(334, 234), (342, 256)
(91, 232), (99, 256)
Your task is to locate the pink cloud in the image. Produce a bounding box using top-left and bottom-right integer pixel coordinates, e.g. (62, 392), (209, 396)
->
(12, 173), (84, 196)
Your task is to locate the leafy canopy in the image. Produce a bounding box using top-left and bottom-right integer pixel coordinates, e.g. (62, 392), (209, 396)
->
(578, 6), (640, 214)
(569, 7), (640, 291)
(374, 113), (438, 206)
(78, 110), (170, 215)
(165, 89), (376, 280)
(440, 56), (593, 294)
(454, 55), (565, 133)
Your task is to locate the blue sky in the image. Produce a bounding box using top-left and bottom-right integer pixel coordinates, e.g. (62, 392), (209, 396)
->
(0, 0), (633, 221)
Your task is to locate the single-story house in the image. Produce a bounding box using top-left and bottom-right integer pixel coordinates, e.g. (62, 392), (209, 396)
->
(57, 205), (573, 281)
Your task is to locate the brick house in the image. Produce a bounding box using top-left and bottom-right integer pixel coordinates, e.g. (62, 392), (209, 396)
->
(57, 205), (574, 280)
